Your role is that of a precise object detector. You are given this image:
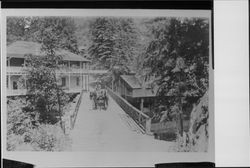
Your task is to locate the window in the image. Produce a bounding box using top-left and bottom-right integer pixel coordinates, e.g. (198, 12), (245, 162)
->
(13, 81), (18, 90)
(10, 58), (25, 67)
(76, 77), (80, 86)
(62, 77), (66, 87)
(71, 61), (80, 69)
(61, 61), (68, 68)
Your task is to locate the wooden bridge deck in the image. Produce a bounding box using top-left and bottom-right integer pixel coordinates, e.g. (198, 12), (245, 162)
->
(70, 92), (175, 151)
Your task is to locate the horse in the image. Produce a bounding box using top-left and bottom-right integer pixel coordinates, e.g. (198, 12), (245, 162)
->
(90, 91), (97, 109)
(94, 89), (109, 110)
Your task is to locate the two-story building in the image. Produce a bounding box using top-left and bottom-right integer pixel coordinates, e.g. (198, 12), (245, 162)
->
(6, 41), (91, 96)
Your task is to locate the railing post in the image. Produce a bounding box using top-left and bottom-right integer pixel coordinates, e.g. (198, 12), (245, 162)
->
(146, 118), (152, 135)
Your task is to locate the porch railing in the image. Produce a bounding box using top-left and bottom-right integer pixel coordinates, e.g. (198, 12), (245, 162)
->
(7, 88), (82, 96)
(6, 66), (89, 74)
(107, 88), (152, 134)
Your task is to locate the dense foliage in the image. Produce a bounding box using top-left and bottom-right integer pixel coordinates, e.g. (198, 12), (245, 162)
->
(7, 17), (79, 54)
(7, 17), (29, 45)
(88, 17), (139, 88)
(175, 91), (209, 152)
(7, 17), (75, 151)
(22, 18), (72, 125)
(24, 54), (69, 124)
(143, 17), (209, 137)
(7, 98), (71, 151)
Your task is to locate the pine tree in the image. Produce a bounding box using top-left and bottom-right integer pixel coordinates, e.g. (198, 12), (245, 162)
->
(88, 17), (139, 88)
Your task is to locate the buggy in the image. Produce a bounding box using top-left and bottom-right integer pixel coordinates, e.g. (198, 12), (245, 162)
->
(90, 89), (108, 110)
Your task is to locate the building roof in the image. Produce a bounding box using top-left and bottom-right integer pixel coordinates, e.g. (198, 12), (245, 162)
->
(7, 41), (90, 62)
(120, 75), (142, 89)
(120, 75), (155, 89)
(120, 75), (160, 98)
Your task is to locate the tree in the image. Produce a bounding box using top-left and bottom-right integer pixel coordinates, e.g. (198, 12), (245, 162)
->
(7, 17), (30, 45)
(24, 23), (69, 126)
(7, 17), (74, 151)
(88, 17), (115, 69)
(88, 17), (139, 89)
(29, 17), (79, 54)
(144, 17), (209, 137)
(7, 17), (79, 125)
(7, 16), (79, 54)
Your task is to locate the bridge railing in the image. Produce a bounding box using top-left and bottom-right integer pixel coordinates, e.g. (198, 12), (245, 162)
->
(107, 88), (152, 134)
(71, 89), (84, 129)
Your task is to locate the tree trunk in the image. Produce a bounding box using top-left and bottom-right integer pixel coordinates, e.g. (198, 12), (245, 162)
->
(177, 71), (184, 137)
(53, 72), (63, 133)
(178, 112), (184, 137)
(177, 98), (184, 137)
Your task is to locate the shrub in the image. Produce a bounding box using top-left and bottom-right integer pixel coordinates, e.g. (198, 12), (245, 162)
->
(7, 98), (36, 150)
(7, 123), (71, 151)
(30, 124), (71, 151)
(7, 133), (25, 151)
(7, 98), (72, 151)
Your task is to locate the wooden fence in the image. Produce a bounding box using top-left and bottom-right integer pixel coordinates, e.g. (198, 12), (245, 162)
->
(151, 120), (190, 133)
(107, 88), (152, 134)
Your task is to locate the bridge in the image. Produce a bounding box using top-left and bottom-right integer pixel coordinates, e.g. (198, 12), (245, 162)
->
(69, 89), (175, 152)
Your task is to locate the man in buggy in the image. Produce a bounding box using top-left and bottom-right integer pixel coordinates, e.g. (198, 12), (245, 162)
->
(90, 81), (109, 110)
